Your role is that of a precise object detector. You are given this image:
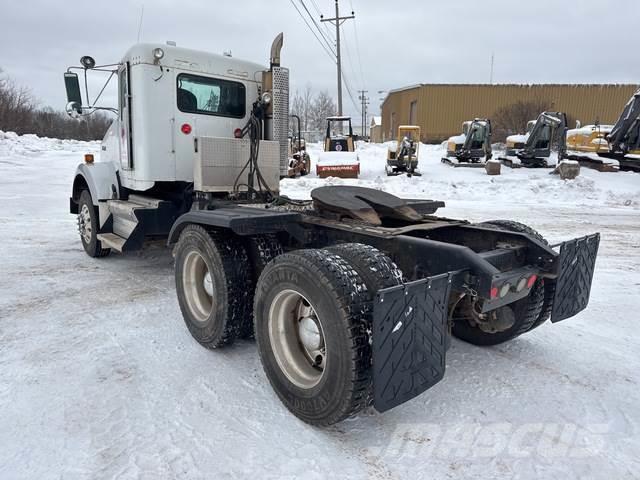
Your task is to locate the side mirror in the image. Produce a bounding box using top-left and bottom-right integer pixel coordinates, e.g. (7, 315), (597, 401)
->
(64, 72), (83, 115)
(65, 101), (82, 119)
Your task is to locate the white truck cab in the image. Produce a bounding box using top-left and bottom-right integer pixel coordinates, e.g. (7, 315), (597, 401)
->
(65, 35), (289, 255)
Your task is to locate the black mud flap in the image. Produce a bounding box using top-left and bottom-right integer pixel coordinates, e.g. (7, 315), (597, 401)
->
(372, 273), (452, 412)
(551, 233), (600, 323)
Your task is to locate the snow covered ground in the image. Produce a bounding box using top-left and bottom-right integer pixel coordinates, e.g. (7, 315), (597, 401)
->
(1, 133), (640, 479)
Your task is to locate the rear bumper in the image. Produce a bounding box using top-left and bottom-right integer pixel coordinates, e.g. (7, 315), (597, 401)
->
(370, 232), (600, 412)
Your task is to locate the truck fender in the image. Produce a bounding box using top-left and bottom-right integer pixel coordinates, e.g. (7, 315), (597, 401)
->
(70, 162), (119, 212)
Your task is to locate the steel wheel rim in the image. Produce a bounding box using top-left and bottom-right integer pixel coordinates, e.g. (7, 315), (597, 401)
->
(183, 250), (214, 323)
(78, 204), (92, 244)
(268, 289), (326, 389)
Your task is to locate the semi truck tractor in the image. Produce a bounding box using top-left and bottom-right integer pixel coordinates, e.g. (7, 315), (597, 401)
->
(64, 34), (600, 426)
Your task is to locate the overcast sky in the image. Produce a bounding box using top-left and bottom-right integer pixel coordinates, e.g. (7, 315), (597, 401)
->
(1, 0), (639, 122)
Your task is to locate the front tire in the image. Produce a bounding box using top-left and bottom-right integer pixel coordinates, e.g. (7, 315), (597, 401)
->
(174, 225), (251, 348)
(254, 249), (371, 426)
(77, 190), (110, 258)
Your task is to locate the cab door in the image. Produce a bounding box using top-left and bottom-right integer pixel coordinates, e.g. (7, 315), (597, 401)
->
(174, 72), (248, 181)
(118, 63), (134, 170)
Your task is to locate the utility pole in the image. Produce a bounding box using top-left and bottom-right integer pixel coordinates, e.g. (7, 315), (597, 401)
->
(489, 52), (494, 84)
(358, 90), (369, 137)
(321, 0), (355, 117)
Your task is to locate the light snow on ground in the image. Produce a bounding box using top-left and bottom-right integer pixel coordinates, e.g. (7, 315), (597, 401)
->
(1, 133), (640, 479)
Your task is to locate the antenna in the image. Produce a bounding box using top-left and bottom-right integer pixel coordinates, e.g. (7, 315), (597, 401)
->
(137, 4), (145, 43)
(489, 52), (494, 84)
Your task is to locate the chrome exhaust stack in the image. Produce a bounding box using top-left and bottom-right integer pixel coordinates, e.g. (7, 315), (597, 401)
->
(262, 33), (289, 177)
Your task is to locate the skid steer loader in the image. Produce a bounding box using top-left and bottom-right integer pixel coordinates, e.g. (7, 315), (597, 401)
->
(442, 119), (492, 168)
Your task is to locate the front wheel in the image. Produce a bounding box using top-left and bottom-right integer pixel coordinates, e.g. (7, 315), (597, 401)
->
(254, 249), (371, 426)
(77, 190), (110, 258)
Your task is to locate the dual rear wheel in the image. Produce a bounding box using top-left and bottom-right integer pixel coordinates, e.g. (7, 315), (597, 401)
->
(173, 222), (550, 424)
(174, 230), (402, 425)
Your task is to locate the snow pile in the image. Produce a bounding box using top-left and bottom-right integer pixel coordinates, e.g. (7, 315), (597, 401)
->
(567, 124), (613, 135)
(316, 151), (359, 166)
(448, 133), (466, 144)
(0, 131), (100, 158)
(507, 133), (529, 143)
(281, 141), (640, 209)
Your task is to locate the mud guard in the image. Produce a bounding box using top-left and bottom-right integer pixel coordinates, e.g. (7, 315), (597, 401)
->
(551, 233), (600, 322)
(372, 273), (452, 412)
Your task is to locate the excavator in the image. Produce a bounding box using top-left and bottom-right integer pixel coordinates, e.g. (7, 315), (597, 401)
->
(564, 88), (640, 172)
(598, 88), (640, 171)
(564, 122), (616, 172)
(386, 125), (421, 176)
(442, 119), (492, 167)
(499, 112), (567, 168)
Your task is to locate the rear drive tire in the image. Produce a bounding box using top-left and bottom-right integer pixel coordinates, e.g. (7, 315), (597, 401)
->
(241, 234), (284, 339)
(77, 190), (111, 258)
(326, 243), (403, 293)
(174, 225), (251, 348)
(451, 220), (547, 345)
(479, 220), (554, 332)
(254, 249), (371, 426)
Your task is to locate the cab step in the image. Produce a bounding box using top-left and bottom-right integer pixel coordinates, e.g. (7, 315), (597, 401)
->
(96, 233), (127, 252)
(99, 195), (178, 252)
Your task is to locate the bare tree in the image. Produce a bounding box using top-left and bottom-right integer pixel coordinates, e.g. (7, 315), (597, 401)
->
(492, 100), (548, 142)
(0, 73), (37, 134)
(290, 84), (314, 135)
(310, 90), (336, 133)
(0, 69), (112, 140)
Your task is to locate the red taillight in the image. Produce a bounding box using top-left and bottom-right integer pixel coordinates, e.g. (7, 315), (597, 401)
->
(527, 274), (538, 288)
(490, 287), (499, 299)
(181, 123), (192, 135)
(234, 128), (243, 138)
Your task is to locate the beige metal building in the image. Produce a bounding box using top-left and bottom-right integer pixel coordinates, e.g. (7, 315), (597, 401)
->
(380, 84), (639, 142)
(369, 116), (382, 143)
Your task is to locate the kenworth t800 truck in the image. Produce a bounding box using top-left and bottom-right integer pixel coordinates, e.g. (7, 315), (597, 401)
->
(64, 34), (599, 426)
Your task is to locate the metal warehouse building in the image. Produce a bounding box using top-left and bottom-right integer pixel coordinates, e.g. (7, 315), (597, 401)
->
(380, 84), (639, 142)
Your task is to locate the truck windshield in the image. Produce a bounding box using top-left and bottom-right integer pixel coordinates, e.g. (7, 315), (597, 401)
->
(177, 73), (245, 118)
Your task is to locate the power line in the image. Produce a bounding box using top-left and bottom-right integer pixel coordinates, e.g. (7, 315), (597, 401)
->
(350, 1), (366, 90)
(342, 70), (360, 112)
(289, 0), (337, 63)
(298, 0), (336, 56)
(340, 37), (361, 110)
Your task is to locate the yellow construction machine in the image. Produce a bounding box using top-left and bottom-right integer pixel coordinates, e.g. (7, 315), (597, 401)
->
(566, 88), (640, 172)
(386, 125), (421, 176)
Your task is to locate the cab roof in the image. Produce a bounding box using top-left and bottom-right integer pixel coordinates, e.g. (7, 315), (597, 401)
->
(123, 43), (267, 82)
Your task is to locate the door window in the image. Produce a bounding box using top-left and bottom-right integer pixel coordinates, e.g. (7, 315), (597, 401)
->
(177, 73), (246, 118)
